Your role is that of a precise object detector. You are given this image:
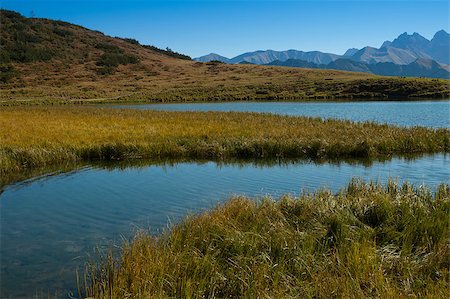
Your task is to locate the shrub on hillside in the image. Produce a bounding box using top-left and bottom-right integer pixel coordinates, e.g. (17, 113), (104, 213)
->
(0, 64), (19, 83)
(95, 42), (139, 74)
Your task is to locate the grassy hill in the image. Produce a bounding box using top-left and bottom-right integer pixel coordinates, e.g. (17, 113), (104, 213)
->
(1, 9), (449, 105)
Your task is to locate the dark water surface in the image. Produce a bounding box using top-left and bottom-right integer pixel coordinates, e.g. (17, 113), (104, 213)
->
(109, 100), (450, 128)
(1, 155), (449, 298)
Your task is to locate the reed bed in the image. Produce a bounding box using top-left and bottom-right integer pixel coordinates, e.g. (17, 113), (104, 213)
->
(81, 180), (450, 298)
(0, 107), (449, 173)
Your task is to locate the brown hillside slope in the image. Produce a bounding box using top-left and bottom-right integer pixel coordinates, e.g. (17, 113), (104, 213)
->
(1, 10), (449, 105)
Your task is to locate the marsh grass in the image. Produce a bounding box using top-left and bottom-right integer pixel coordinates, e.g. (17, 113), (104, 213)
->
(1, 107), (449, 173)
(81, 180), (450, 298)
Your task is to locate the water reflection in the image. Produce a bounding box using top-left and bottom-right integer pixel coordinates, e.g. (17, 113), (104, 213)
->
(1, 154), (449, 298)
(1, 153), (435, 191)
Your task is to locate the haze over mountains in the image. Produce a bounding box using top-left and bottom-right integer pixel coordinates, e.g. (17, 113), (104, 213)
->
(195, 30), (450, 78)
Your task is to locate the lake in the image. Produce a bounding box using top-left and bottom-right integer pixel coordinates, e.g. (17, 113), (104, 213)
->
(108, 100), (450, 128)
(1, 154), (449, 298)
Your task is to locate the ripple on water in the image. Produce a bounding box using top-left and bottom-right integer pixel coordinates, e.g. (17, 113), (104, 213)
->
(1, 154), (449, 297)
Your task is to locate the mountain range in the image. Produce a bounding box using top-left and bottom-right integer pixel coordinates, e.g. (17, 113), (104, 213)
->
(195, 30), (450, 78)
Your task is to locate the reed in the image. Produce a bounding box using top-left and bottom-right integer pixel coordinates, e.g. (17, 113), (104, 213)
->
(1, 107), (449, 173)
(82, 180), (450, 298)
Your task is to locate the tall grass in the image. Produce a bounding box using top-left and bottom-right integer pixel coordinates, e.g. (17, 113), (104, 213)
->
(81, 180), (450, 298)
(1, 107), (449, 173)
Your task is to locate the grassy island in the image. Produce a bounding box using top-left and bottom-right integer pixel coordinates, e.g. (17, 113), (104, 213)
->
(1, 107), (449, 173)
(82, 180), (450, 298)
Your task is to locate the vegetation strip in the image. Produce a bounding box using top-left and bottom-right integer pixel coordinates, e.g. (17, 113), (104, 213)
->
(1, 107), (449, 173)
(81, 180), (450, 298)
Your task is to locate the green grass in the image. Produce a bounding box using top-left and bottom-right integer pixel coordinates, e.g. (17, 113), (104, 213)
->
(81, 180), (450, 298)
(1, 107), (449, 173)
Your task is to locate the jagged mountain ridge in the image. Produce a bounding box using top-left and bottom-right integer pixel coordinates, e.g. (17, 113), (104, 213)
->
(352, 30), (449, 65)
(195, 30), (449, 67)
(194, 30), (449, 78)
(195, 49), (340, 65)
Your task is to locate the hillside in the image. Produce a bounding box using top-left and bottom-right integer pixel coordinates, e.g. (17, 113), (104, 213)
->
(1, 10), (449, 105)
(268, 57), (450, 79)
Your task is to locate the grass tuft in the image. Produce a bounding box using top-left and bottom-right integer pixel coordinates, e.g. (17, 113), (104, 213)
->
(81, 180), (450, 298)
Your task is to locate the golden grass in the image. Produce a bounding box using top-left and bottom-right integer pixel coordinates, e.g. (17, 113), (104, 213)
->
(82, 180), (450, 298)
(1, 107), (448, 173)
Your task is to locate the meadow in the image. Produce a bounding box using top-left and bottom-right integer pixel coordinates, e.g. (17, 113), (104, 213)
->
(1, 107), (449, 174)
(81, 180), (450, 298)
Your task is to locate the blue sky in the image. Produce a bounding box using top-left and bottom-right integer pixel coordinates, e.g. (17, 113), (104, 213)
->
(2, 0), (449, 58)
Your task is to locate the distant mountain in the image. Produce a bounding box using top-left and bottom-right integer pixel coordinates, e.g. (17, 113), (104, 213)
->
(351, 30), (450, 65)
(327, 59), (372, 73)
(343, 48), (359, 57)
(266, 58), (450, 79)
(380, 41), (392, 48)
(195, 50), (339, 65)
(349, 46), (419, 65)
(268, 59), (321, 69)
(428, 30), (450, 64)
(196, 30), (449, 66)
(194, 53), (230, 63)
(390, 32), (430, 54)
(229, 50), (339, 65)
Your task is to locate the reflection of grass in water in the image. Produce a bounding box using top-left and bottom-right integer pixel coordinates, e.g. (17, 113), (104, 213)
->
(82, 180), (450, 298)
(1, 107), (449, 174)
(1, 153), (441, 190)
(0, 161), (90, 190)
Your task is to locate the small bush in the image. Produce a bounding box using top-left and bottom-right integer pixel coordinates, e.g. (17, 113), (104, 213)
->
(52, 27), (72, 37)
(95, 43), (122, 54)
(0, 64), (19, 83)
(121, 38), (140, 45)
(95, 42), (139, 74)
(142, 44), (191, 60)
(96, 66), (116, 75)
(96, 53), (139, 67)
(7, 44), (53, 62)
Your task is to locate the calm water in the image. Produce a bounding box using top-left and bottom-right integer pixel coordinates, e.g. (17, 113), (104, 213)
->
(109, 100), (450, 128)
(1, 155), (449, 298)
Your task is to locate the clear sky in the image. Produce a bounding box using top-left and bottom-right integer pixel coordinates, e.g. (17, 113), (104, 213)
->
(1, 0), (449, 58)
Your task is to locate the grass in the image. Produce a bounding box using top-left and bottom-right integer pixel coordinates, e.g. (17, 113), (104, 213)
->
(1, 107), (449, 173)
(80, 180), (450, 298)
